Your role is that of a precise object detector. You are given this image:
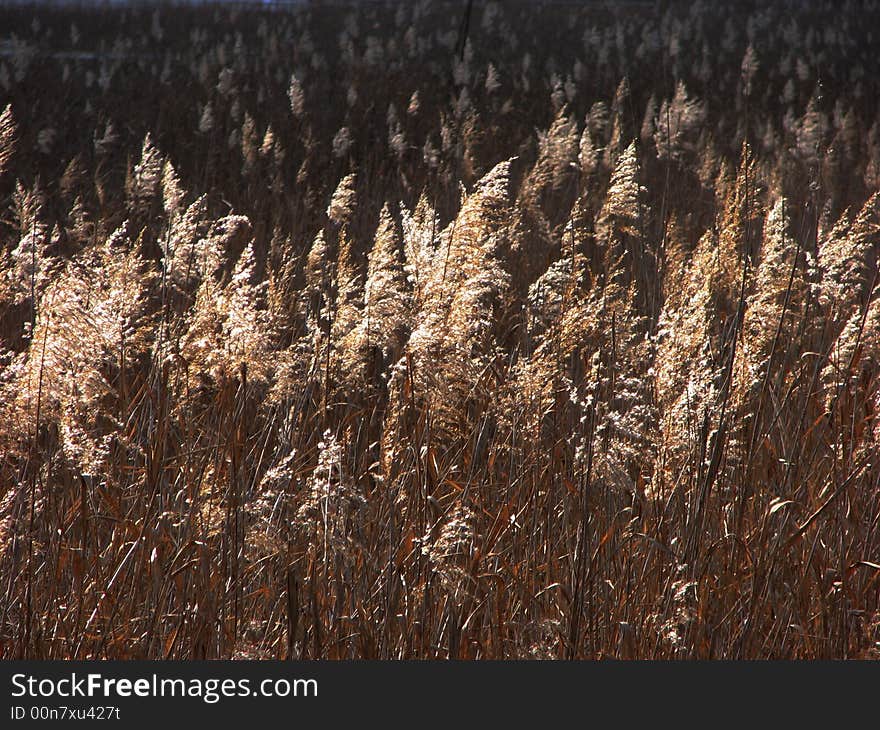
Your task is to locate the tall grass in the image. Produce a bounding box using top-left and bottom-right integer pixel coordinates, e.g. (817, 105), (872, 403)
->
(1, 0), (879, 659)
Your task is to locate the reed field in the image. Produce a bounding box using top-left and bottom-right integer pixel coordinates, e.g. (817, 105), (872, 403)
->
(1, 0), (879, 659)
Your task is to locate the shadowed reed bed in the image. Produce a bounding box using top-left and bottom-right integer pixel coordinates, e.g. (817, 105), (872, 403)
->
(1, 0), (879, 658)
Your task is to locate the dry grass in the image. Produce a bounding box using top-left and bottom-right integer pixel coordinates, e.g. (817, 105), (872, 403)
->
(1, 0), (879, 659)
